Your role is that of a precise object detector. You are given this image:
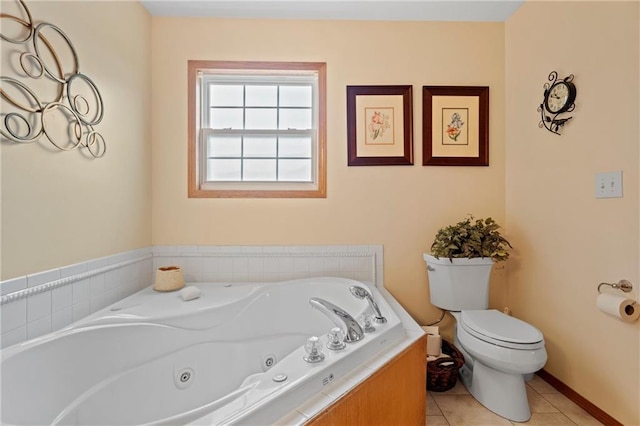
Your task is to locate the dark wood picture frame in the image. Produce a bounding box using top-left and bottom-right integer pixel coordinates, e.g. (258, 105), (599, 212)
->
(423, 86), (489, 166)
(346, 85), (413, 166)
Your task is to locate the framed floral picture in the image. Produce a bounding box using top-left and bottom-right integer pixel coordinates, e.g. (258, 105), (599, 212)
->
(346, 85), (413, 166)
(423, 86), (489, 166)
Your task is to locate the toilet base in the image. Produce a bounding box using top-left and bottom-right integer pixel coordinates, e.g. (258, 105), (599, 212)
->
(460, 360), (531, 422)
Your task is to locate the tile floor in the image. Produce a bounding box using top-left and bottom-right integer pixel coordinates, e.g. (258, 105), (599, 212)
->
(427, 375), (604, 425)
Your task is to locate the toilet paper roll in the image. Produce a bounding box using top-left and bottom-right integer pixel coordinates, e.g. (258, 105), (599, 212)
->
(427, 334), (442, 357)
(421, 325), (440, 335)
(596, 293), (639, 322)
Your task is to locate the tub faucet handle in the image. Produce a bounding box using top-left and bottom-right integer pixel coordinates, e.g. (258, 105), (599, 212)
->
(303, 336), (325, 363)
(326, 327), (346, 351)
(358, 313), (376, 333)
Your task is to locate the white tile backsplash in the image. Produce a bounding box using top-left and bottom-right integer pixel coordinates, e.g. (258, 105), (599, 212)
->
(90, 292), (106, 313)
(1, 248), (153, 349)
(0, 277), (27, 296)
(27, 269), (61, 288)
(1, 298), (26, 333)
(218, 257), (233, 275)
(72, 300), (91, 322)
(277, 257), (294, 273)
(201, 257), (219, 274)
(263, 258), (279, 274)
(90, 275), (105, 296)
(60, 263), (88, 279)
(153, 244), (383, 286)
(72, 279), (90, 304)
(27, 316), (51, 340)
(1, 325), (26, 349)
(293, 257), (309, 273)
(52, 307), (73, 332)
(232, 257), (249, 273)
(27, 292), (52, 322)
(1, 245), (382, 350)
(52, 285), (73, 312)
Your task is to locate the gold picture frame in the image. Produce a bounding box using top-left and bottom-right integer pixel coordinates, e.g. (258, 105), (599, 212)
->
(423, 86), (489, 166)
(347, 85), (413, 166)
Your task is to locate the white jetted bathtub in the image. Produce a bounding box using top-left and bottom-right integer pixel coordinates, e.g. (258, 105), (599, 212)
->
(1, 277), (405, 425)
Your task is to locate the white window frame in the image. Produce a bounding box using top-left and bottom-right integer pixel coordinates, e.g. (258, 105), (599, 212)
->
(188, 61), (326, 198)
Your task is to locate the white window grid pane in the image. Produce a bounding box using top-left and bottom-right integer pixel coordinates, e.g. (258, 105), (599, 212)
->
(279, 108), (312, 130)
(207, 135), (242, 157)
(278, 159), (312, 182)
(245, 85), (278, 107)
(244, 136), (277, 158)
(243, 159), (277, 181)
(207, 83), (314, 131)
(245, 108), (278, 130)
(210, 108), (243, 129)
(209, 84), (244, 107)
(207, 159), (242, 181)
(279, 85), (312, 107)
(203, 131), (315, 183)
(279, 136), (312, 158)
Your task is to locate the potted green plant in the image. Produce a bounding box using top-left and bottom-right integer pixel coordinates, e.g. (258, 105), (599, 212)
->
(423, 216), (512, 311)
(429, 216), (511, 262)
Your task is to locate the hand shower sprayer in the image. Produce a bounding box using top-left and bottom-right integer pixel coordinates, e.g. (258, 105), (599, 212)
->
(349, 286), (387, 324)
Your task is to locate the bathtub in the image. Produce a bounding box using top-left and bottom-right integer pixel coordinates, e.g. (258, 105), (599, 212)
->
(1, 277), (405, 425)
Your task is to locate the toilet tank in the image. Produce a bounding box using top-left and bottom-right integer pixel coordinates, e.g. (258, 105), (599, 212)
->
(423, 254), (493, 311)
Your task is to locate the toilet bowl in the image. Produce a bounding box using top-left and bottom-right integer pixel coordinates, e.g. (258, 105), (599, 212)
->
(451, 310), (547, 422)
(423, 254), (547, 422)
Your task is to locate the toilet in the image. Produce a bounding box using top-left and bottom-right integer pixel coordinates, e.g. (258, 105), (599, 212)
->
(424, 254), (547, 422)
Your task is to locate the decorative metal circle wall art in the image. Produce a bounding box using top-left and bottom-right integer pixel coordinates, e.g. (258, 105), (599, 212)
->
(0, 0), (106, 157)
(538, 71), (577, 136)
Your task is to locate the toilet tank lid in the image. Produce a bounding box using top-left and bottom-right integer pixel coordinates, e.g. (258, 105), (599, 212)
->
(461, 310), (543, 345)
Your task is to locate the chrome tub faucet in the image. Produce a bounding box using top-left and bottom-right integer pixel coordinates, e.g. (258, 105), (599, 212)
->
(309, 297), (364, 343)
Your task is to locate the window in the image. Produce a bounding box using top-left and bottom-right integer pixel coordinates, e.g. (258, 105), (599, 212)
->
(188, 61), (326, 198)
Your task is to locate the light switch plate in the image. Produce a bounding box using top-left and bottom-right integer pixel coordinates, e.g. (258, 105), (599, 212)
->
(595, 171), (623, 198)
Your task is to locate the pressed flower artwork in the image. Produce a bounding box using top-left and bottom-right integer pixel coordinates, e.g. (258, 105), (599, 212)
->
(364, 107), (394, 145)
(422, 86), (489, 166)
(346, 85), (413, 166)
(442, 108), (468, 145)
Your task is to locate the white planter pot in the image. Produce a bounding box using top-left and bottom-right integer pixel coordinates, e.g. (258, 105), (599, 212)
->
(423, 254), (494, 311)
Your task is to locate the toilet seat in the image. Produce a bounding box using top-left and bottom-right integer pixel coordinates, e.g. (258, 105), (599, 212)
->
(460, 310), (544, 350)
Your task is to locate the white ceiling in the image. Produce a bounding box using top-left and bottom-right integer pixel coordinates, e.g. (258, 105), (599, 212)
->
(140, 0), (524, 22)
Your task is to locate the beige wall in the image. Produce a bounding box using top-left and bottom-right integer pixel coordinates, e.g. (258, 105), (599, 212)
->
(150, 17), (507, 325)
(505, 2), (639, 424)
(1, 1), (152, 279)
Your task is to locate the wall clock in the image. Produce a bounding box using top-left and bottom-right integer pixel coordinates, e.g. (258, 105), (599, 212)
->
(538, 71), (576, 135)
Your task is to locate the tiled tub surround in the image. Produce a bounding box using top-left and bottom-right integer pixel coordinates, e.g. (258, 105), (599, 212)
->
(152, 245), (383, 286)
(1, 245), (382, 350)
(0, 248), (153, 349)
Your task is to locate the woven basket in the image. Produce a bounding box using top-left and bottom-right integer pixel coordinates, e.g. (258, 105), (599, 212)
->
(153, 266), (185, 292)
(426, 339), (465, 392)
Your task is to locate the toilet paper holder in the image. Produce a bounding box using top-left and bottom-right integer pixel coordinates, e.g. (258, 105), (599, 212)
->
(597, 279), (633, 294)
